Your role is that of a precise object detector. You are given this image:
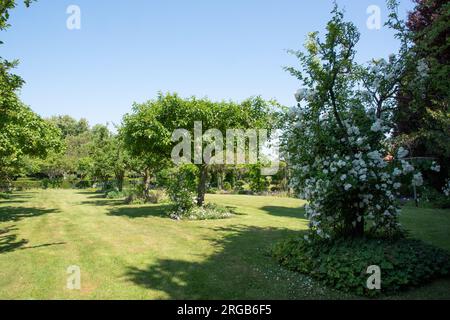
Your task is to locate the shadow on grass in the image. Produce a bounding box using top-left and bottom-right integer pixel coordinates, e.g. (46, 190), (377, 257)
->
(86, 195), (107, 200)
(0, 206), (59, 223)
(125, 225), (305, 299)
(0, 225), (66, 254)
(0, 226), (28, 253)
(76, 191), (128, 207)
(108, 204), (172, 219)
(0, 193), (33, 205)
(80, 199), (125, 207)
(261, 205), (306, 219)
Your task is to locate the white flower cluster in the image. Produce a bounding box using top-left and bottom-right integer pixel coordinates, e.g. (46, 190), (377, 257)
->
(294, 88), (316, 102)
(287, 115), (421, 240)
(430, 161), (441, 172)
(397, 147), (409, 159)
(370, 119), (383, 132)
(290, 146), (419, 239)
(368, 57), (402, 88)
(416, 59), (429, 79)
(443, 180), (450, 197)
(412, 172), (424, 187)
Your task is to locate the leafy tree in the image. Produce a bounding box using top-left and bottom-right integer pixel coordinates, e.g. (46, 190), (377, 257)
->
(48, 115), (89, 138)
(248, 164), (270, 193)
(394, 0), (450, 187)
(283, 4), (421, 239)
(1, 0), (62, 188)
(121, 93), (278, 206)
(121, 96), (173, 201)
(88, 125), (114, 186)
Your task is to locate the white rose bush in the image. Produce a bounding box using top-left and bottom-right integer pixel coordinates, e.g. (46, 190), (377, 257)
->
(283, 6), (421, 241)
(273, 3), (450, 297)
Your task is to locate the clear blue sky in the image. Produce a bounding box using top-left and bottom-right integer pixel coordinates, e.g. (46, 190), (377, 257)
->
(2, 0), (414, 126)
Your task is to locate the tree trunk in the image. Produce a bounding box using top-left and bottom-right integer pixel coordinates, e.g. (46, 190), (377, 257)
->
(197, 165), (208, 207)
(354, 217), (364, 237)
(217, 170), (223, 190)
(344, 211), (364, 238)
(342, 208), (365, 238)
(116, 171), (125, 192)
(143, 168), (151, 201)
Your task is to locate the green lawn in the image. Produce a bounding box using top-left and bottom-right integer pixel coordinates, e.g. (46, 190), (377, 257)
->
(0, 189), (449, 299)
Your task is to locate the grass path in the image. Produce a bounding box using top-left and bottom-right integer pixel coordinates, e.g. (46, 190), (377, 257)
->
(0, 189), (449, 299)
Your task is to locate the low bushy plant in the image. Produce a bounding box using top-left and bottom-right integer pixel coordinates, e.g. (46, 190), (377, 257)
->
(179, 203), (234, 221)
(167, 165), (198, 216)
(222, 182), (232, 192)
(41, 178), (67, 189)
(272, 236), (450, 297)
(124, 193), (146, 205)
(147, 189), (168, 204)
(421, 186), (450, 209)
(207, 187), (219, 194)
(75, 180), (93, 189)
(12, 179), (42, 190)
(235, 180), (246, 191)
(106, 190), (127, 199)
(0, 192), (11, 199)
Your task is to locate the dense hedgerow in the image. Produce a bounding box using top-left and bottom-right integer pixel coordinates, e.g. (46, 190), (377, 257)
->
(272, 236), (450, 297)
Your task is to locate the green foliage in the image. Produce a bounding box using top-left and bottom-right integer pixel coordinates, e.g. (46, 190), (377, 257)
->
(0, 192), (11, 199)
(146, 189), (168, 204)
(282, 3), (424, 239)
(167, 165), (199, 215)
(207, 187), (219, 194)
(11, 178), (41, 190)
(1, 0), (63, 183)
(248, 164), (270, 193)
(75, 180), (93, 189)
(123, 188), (168, 204)
(121, 92), (280, 206)
(184, 203), (234, 221)
(47, 115), (89, 138)
(272, 236), (450, 297)
(106, 190), (127, 199)
(41, 178), (63, 189)
(420, 187), (450, 209)
(394, 0), (450, 187)
(235, 180), (246, 191)
(0, 1), (35, 32)
(222, 181), (232, 191)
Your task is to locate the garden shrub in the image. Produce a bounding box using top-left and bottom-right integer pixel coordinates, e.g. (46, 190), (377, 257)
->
(166, 165), (234, 220)
(75, 180), (93, 189)
(124, 193), (145, 205)
(41, 178), (68, 189)
(235, 180), (246, 191)
(282, 4), (427, 240)
(106, 190), (127, 199)
(167, 165), (198, 216)
(168, 187), (196, 216)
(0, 192), (11, 199)
(12, 179), (41, 190)
(420, 181), (450, 209)
(420, 185), (450, 209)
(147, 189), (168, 204)
(238, 190), (254, 195)
(178, 203), (234, 221)
(61, 180), (73, 189)
(272, 236), (450, 297)
(222, 182), (232, 192)
(207, 187), (219, 194)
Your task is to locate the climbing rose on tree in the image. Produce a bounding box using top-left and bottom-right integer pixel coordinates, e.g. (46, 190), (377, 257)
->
(283, 5), (422, 240)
